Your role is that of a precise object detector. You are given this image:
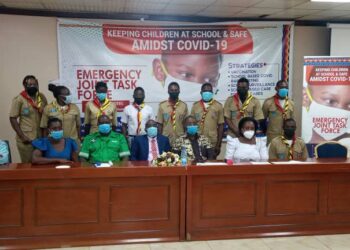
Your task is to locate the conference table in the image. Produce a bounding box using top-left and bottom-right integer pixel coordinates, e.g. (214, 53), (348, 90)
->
(1, 159), (350, 248)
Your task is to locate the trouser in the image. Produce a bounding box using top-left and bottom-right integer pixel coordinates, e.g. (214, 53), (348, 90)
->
(16, 139), (34, 163)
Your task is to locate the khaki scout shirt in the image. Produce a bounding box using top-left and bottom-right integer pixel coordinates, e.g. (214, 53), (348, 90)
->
(269, 136), (308, 161)
(224, 94), (264, 137)
(84, 101), (117, 134)
(262, 96), (294, 144)
(191, 100), (224, 146)
(157, 100), (188, 144)
(40, 102), (81, 141)
(9, 93), (47, 140)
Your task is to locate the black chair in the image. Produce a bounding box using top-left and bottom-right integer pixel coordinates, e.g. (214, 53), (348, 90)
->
(314, 141), (348, 159)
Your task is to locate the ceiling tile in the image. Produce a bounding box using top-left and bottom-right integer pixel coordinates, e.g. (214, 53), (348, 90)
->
(268, 8), (321, 18)
(239, 7), (283, 15)
(253, 0), (308, 8)
(293, 1), (343, 10)
(214, 0), (262, 7)
(162, 3), (208, 15)
(1, 0), (44, 9)
(331, 3), (350, 11)
(197, 6), (245, 17)
(312, 9), (350, 17)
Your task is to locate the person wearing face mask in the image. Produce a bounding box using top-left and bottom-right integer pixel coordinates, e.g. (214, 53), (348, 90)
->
(84, 81), (117, 134)
(157, 82), (188, 146)
(130, 119), (171, 161)
(172, 115), (215, 163)
(9, 75), (48, 163)
(79, 115), (130, 163)
(262, 80), (295, 144)
(191, 83), (224, 157)
(224, 77), (264, 138)
(31, 117), (78, 164)
(225, 117), (268, 162)
(40, 84), (81, 146)
(122, 87), (154, 147)
(269, 118), (308, 161)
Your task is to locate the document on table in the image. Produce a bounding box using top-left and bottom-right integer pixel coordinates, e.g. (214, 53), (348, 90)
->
(250, 162), (271, 165)
(196, 162), (227, 166)
(270, 160), (314, 164)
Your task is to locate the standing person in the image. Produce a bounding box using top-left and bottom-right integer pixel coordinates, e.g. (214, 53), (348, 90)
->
(224, 77), (264, 138)
(130, 119), (171, 161)
(262, 80), (295, 144)
(9, 75), (47, 163)
(84, 81), (117, 134)
(40, 84), (81, 145)
(122, 87), (154, 146)
(157, 82), (188, 146)
(269, 118), (308, 161)
(191, 83), (224, 157)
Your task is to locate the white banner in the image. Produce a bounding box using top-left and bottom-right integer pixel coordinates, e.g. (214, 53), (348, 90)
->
(57, 19), (292, 125)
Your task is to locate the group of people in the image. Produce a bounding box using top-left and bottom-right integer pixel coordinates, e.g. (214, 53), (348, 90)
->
(8, 75), (308, 165)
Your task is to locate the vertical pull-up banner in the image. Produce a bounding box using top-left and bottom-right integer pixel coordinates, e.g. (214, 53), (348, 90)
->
(302, 56), (350, 151)
(57, 19), (292, 118)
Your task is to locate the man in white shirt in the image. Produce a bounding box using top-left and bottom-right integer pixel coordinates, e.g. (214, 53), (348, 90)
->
(122, 87), (154, 146)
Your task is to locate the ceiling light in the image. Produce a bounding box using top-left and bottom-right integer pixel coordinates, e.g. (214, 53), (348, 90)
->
(311, 0), (350, 2)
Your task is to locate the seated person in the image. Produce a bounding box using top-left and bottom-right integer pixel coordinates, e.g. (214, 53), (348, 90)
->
(225, 117), (268, 162)
(79, 115), (130, 163)
(269, 118), (308, 161)
(0, 140), (10, 165)
(130, 119), (171, 161)
(32, 117), (78, 164)
(172, 115), (215, 163)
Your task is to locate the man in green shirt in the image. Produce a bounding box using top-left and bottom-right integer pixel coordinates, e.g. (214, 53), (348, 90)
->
(79, 115), (130, 163)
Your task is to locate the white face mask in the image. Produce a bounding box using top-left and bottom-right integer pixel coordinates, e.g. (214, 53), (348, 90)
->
(161, 61), (217, 101)
(307, 101), (350, 141)
(243, 130), (255, 140)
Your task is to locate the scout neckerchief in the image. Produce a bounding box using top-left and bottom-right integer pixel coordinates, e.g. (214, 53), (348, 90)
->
(281, 135), (296, 160)
(199, 99), (214, 126)
(169, 99), (180, 132)
(233, 92), (253, 119)
(93, 97), (110, 117)
(133, 102), (145, 135)
(53, 100), (70, 114)
(274, 94), (289, 119)
(20, 91), (43, 113)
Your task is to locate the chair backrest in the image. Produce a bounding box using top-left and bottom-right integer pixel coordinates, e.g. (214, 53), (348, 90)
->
(314, 141), (348, 158)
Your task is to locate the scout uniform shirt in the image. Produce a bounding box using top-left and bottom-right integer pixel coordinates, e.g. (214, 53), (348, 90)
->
(268, 136), (308, 161)
(224, 93), (264, 137)
(157, 100), (188, 145)
(79, 131), (130, 163)
(40, 101), (81, 142)
(84, 99), (117, 134)
(262, 95), (294, 144)
(10, 92), (48, 163)
(10, 92), (47, 141)
(191, 99), (224, 146)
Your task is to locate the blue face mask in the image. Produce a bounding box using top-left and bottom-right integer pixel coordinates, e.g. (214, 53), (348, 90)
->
(96, 92), (107, 101)
(98, 123), (111, 134)
(278, 88), (288, 98)
(63, 94), (72, 105)
(50, 130), (63, 140)
(187, 125), (198, 135)
(146, 127), (158, 138)
(201, 91), (213, 102)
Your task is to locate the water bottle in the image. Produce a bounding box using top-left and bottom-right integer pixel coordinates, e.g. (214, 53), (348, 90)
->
(181, 146), (187, 166)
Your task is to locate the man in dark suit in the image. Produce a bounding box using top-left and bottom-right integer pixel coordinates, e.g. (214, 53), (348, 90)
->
(130, 119), (171, 161)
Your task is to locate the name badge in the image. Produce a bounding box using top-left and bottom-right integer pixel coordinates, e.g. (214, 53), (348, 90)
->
(22, 108), (30, 116)
(50, 108), (57, 113)
(277, 153), (285, 159)
(195, 113), (201, 121)
(163, 113), (169, 121)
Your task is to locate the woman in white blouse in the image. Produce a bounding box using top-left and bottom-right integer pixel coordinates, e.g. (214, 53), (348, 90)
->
(225, 117), (268, 162)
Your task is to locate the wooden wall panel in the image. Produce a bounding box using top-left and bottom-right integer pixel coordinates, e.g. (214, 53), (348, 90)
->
(0, 188), (22, 227)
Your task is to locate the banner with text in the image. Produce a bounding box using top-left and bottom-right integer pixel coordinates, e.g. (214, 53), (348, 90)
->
(58, 19), (292, 119)
(302, 56), (350, 150)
